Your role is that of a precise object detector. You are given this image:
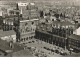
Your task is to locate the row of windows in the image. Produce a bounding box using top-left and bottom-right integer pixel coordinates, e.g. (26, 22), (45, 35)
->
(20, 36), (34, 41)
(36, 31), (65, 43)
(52, 28), (73, 37)
(20, 27), (36, 33)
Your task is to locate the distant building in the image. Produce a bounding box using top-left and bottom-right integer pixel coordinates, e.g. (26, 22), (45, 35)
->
(17, 2), (39, 19)
(0, 30), (16, 42)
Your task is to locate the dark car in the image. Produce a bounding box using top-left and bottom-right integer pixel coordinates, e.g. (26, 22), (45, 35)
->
(47, 48), (51, 51)
(43, 47), (51, 51)
(44, 47), (47, 49)
(32, 41), (35, 43)
(28, 42), (32, 43)
(23, 43), (26, 44)
(27, 47), (31, 49)
(51, 49), (54, 52)
(60, 51), (67, 56)
(55, 50), (59, 54)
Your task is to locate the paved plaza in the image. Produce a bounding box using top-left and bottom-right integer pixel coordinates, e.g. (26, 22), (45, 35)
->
(19, 38), (75, 57)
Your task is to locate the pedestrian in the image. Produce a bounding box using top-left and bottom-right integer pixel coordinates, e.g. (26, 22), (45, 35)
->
(70, 50), (72, 55)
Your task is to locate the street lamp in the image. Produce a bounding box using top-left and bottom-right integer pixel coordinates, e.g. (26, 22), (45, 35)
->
(65, 38), (67, 50)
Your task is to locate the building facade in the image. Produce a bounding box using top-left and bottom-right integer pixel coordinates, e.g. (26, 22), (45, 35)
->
(35, 17), (80, 50)
(15, 2), (39, 42)
(19, 19), (39, 42)
(68, 34), (80, 52)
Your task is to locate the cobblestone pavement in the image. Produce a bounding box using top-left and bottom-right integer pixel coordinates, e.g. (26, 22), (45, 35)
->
(20, 38), (75, 57)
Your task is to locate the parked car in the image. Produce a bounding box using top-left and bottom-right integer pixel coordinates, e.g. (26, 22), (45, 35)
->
(51, 49), (54, 52)
(32, 41), (35, 43)
(46, 48), (51, 51)
(55, 50), (59, 54)
(44, 47), (47, 49)
(60, 51), (67, 56)
(28, 41), (32, 43)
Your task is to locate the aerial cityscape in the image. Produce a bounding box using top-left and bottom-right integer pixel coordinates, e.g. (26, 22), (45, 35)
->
(0, 0), (80, 57)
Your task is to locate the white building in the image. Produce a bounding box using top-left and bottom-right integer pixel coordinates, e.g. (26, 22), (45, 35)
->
(73, 27), (80, 35)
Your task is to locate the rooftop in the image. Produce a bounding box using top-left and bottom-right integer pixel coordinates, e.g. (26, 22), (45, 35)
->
(69, 34), (80, 40)
(0, 30), (16, 37)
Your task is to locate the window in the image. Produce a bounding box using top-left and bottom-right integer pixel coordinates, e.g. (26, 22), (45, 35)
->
(32, 22), (34, 25)
(25, 23), (28, 26)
